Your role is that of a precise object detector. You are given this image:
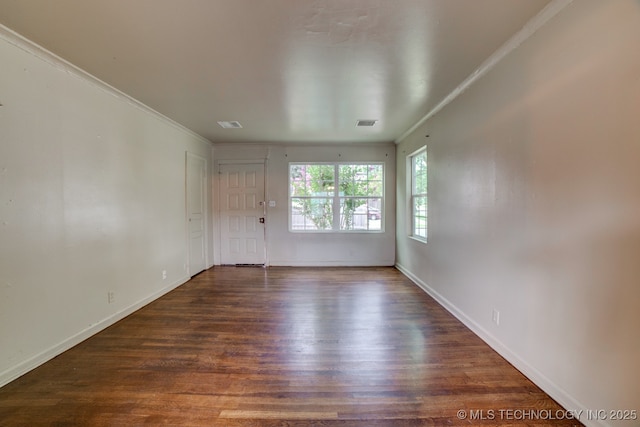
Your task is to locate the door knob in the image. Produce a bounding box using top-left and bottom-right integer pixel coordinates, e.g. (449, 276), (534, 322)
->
(259, 217), (265, 223)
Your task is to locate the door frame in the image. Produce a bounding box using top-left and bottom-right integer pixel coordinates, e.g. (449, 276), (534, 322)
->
(186, 151), (209, 277)
(215, 159), (268, 266)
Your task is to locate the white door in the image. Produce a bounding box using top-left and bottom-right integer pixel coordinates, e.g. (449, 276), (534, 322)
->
(219, 163), (266, 265)
(186, 152), (207, 276)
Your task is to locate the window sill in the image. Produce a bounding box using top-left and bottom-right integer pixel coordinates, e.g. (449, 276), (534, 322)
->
(289, 229), (385, 234)
(408, 235), (427, 244)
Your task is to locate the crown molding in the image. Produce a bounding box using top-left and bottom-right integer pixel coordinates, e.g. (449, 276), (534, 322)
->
(395, 0), (574, 144)
(0, 24), (211, 145)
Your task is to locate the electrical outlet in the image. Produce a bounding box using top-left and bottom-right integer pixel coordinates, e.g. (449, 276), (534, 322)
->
(492, 309), (500, 326)
(108, 291), (115, 304)
(162, 270), (167, 280)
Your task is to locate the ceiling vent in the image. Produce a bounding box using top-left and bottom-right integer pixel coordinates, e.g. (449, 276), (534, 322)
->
(356, 119), (377, 127)
(217, 121), (243, 129)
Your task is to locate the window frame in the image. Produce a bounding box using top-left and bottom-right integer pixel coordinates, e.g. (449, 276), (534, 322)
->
(409, 147), (427, 243)
(289, 162), (385, 233)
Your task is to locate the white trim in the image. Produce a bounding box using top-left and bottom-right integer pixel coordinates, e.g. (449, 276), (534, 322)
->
(216, 159), (268, 165)
(0, 275), (190, 388)
(0, 24), (210, 146)
(186, 152), (209, 277)
(269, 261), (395, 267)
(212, 142), (395, 149)
(407, 235), (427, 244)
(395, 0), (574, 144)
(264, 148), (271, 267)
(408, 147), (428, 241)
(406, 145), (427, 160)
(395, 263), (608, 427)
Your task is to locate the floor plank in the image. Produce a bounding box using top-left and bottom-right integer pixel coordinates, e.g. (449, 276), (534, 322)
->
(0, 267), (583, 426)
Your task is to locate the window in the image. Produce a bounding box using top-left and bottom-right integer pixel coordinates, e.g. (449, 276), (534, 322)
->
(290, 163), (384, 232)
(410, 148), (427, 241)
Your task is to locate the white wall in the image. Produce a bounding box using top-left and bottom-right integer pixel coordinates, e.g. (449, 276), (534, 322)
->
(395, 1), (640, 426)
(213, 144), (395, 266)
(0, 27), (212, 386)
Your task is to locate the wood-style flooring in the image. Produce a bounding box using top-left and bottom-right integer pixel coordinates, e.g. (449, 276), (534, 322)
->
(0, 267), (582, 426)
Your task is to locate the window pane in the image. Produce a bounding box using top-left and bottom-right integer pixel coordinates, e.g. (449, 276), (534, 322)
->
(339, 164), (365, 196)
(291, 197), (333, 230)
(412, 152), (427, 194)
(413, 195), (427, 238)
(290, 164), (335, 197)
(339, 164), (383, 197)
(410, 149), (427, 240)
(340, 198), (382, 231)
(366, 164), (383, 196)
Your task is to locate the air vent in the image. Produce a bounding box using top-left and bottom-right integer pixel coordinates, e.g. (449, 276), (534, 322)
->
(356, 119), (377, 127)
(217, 121), (243, 129)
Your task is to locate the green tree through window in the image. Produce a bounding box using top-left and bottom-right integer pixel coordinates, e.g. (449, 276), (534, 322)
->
(411, 148), (427, 240)
(290, 163), (383, 231)
(290, 164), (335, 231)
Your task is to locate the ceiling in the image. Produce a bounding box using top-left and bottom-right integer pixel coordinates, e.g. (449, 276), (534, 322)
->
(0, 0), (550, 145)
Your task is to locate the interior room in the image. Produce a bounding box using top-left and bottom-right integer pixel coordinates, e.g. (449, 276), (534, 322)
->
(1, 1), (639, 426)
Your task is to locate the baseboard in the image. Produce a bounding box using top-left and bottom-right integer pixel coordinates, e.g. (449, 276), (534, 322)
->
(395, 263), (607, 427)
(0, 275), (190, 388)
(267, 261), (396, 267)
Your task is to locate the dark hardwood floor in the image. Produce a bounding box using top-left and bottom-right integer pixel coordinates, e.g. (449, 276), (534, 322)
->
(0, 267), (582, 426)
